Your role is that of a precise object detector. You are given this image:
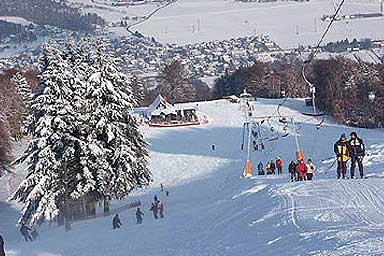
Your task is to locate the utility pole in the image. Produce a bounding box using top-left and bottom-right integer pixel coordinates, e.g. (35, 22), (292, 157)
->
(197, 17), (201, 32)
(314, 17), (317, 33)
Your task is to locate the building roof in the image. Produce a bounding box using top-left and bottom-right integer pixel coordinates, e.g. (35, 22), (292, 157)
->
(146, 94), (176, 117)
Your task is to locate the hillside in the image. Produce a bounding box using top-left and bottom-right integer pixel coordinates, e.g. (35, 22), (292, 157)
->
(1, 98), (384, 255)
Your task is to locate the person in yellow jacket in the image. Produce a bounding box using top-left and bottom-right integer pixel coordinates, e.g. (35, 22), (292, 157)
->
(334, 133), (350, 179)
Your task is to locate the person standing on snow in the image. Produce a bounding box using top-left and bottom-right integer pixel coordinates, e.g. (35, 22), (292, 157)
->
(306, 159), (316, 181)
(349, 132), (365, 179)
(158, 201), (165, 218)
(19, 223), (33, 242)
(0, 234), (5, 256)
(288, 160), (296, 182)
(295, 159), (307, 181)
(136, 208), (144, 224)
(334, 133), (350, 179)
(112, 213), (122, 229)
(257, 162), (265, 175)
(150, 202), (158, 219)
(276, 157), (282, 175)
(270, 160), (276, 174)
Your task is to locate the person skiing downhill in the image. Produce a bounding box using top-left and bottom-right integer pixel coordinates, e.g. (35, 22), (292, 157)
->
(136, 208), (144, 224)
(295, 159), (307, 181)
(288, 160), (296, 182)
(306, 159), (316, 181)
(112, 214), (122, 229)
(334, 133), (350, 179)
(158, 201), (165, 218)
(0, 234), (5, 256)
(150, 203), (158, 219)
(19, 223), (32, 242)
(349, 132), (365, 178)
(257, 162), (265, 175)
(276, 157), (282, 174)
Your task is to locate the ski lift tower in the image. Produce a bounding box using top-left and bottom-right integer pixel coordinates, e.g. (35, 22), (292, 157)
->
(240, 89), (254, 177)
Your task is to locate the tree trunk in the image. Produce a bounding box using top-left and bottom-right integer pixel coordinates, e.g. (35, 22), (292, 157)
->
(103, 196), (110, 216)
(63, 161), (71, 231)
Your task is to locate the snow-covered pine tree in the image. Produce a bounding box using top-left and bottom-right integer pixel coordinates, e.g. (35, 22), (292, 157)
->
(11, 72), (32, 133)
(11, 43), (84, 230)
(84, 39), (151, 200)
(130, 75), (146, 105)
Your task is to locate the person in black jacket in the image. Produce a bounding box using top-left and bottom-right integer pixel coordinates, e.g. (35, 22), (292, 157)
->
(20, 223), (33, 242)
(288, 161), (296, 182)
(136, 208), (144, 224)
(257, 162), (265, 175)
(349, 131), (365, 178)
(112, 214), (122, 229)
(0, 234), (5, 256)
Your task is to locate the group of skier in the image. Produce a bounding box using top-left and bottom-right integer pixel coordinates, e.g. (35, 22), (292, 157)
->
(112, 184), (167, 230)
(334, 132), (365, 179)
(257, 157), (283, 175)
(257, 155), (317, 182)
(288, 159), (316, 182)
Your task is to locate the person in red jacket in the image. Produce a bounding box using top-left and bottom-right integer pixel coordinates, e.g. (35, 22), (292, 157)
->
(295, 159), (308, 181)
(276, 157), (282, 175)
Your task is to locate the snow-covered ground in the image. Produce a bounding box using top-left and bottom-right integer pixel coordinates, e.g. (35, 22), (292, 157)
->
(132, 0), (384, 48)
(1, 98), (384, 255)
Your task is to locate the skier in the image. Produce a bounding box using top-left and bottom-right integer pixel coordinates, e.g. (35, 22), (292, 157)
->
(0, 234), (5, 256)
(154, 195), (159, 204)
(136, 207), (144, 224)
(257, 162), (265, 175)
(349, 132), (365, 179)
(165, 191), (170, 197)
(20, 223), (33, 242)
(270, 160), (276, 174)
(288, 160), (296, 182)
(276, 157), (282, 175)
(160, 183), (164, 192)
(334, 133), (350, 179)
(112, 213), (122, 229)
(158, 200), (165, 218)
(295, 159), (307, 181)
(212, 144), (215, 151)
(306, 159), (316, 181)
(149, 202), (158, 219)
(266, 161), (272, 175)
(31, 228), (39, 240)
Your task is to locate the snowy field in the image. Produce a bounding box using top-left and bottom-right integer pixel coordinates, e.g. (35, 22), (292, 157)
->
(1, 98), (384, 255)
(132, 0), (384, 48)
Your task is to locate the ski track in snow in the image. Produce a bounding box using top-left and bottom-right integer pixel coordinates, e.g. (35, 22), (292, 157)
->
(1, 98), (384, 255)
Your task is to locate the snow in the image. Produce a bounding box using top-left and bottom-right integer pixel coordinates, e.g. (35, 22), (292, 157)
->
(0, 16), (34, 26)
(132, 0), (384, 48)
(1, 98), (384, 255)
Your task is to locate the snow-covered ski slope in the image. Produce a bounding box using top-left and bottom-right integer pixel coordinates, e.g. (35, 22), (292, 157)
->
(2, 98), (384, 256)
(133, 0), (384, 48)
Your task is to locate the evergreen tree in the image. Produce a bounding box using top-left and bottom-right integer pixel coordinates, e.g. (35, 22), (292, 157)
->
(11, 72), (32, 133)
(11, 43), (81, 229)
(84, 39), (151, 200)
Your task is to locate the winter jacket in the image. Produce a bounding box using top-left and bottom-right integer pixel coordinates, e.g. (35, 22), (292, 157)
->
(270, 162), (276, 171)
(306, 162), (316, 174)
(288, 162), (296, 174)
(334, 140), (350, 162)
(276, 159), (282, 168)
(112, 216), (121, 228)
(257, 162), (263, 171)
(136, 209), (144, 218)
(349, 137), (365, 157)
(295, 162), (307, 178)
(0, 235), (5, 256)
